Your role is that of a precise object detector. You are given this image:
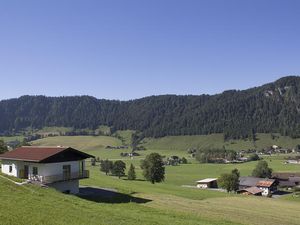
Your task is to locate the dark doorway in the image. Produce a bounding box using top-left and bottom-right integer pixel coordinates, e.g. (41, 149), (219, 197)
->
(24, 165), (29, 179)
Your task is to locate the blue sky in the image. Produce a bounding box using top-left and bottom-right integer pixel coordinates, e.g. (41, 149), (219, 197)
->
(0, 0), (299, 100)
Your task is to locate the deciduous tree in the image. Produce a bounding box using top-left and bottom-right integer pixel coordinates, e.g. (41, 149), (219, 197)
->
(141, 153), (165, 184)
(252, 160), (272, 178)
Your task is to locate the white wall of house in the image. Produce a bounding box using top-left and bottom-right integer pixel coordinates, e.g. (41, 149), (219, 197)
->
(1, 159), (85, 194)
(1, 160), (84, 179)
(197, 183), (208, 189)
(1, 160), (19, 177)
(259, 187), (271, 196)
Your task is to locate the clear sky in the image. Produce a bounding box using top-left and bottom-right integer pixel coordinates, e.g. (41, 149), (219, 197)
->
(0, 0), (299, 100)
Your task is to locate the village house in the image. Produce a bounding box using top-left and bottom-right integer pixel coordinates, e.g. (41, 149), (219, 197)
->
(239, 177), (277, 197)
(272, 172), (300, 188)
(196, 178), (218, 189)
(0, 146), (94, 194)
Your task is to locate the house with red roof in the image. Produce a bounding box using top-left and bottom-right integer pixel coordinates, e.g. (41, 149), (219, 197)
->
(239, 176), (277, 197)
(0, 146), (94, 194)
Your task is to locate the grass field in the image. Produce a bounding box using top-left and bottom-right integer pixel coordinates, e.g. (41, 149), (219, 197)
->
(83, 164), (300, 225)
(2, 169), (300, 225)
(0, 177), (234, 225)
(143, 133), (300, 151)
(32, 135), (122, 153)
(9, 133), (300, 225)
(0, 135), (25, 142)
(36, 126), (73, 134)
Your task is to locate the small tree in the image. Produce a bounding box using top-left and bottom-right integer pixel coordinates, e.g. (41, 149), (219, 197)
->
(0, 140), (8, 154)
(112, 160), (126, 178)
(252, 160), (272, 178)
(100, 159), (113, 175)
(218, 169), (240, 193)
(127, 163), (136, 180)
(141, 153), (165, 184)
(181, 157), (188, 164)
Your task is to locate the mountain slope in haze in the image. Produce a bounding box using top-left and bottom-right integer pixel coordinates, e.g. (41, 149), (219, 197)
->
(0, 76), (299, 139)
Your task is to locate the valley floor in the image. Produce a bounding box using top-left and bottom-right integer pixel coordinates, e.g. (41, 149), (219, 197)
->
(1, 133), (300, 225)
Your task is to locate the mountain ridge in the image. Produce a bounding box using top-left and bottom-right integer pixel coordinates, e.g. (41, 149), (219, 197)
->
(0, 76), (299, 139)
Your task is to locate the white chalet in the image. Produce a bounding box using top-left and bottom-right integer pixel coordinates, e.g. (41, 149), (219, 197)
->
(0, 146), (94, 194)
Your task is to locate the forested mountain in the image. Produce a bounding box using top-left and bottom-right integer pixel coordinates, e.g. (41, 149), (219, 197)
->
(0, 76), (299, 139)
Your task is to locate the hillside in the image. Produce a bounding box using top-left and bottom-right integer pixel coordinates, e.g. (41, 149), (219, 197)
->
(0, 176), (224, 225)
(143, 133), (300, 151)
(0, 76), (299, 139)
(31, 136), (122, 151)
(2, 166), (300, 225)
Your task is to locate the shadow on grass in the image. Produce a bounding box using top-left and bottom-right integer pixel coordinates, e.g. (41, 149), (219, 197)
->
(273, 190), (292, 196)
(77, 187), (152, 204)
(123, 178), (146, 182)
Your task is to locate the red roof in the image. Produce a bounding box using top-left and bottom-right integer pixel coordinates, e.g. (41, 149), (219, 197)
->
(244, 187), (263, 195)
(0, 146), (92, 162)
(256, 180), (275, 188)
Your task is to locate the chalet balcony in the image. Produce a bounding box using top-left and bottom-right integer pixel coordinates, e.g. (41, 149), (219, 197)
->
(28, 170), (90, 184)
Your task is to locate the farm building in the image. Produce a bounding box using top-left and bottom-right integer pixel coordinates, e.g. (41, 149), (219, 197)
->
(239, 177), (277, 197)
(272, 172), (300, 188)
(0, 146), (94, 194)
(238, 187), (263, 196)
(196, 178), (218, 189)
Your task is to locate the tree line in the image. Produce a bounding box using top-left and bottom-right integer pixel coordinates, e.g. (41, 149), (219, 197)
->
(0, 76), (299, 139)
(98, 153), (165, 184)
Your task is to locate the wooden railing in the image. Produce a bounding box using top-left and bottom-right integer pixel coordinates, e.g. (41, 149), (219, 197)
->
(28, 170), (89, 184)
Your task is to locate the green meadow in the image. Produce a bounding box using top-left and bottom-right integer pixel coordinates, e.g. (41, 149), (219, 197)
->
(1, 133), (300, 225)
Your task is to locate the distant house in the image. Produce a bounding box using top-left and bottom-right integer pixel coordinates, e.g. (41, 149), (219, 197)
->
(285, 160), (300, 164)
(0, 146), (94, 194)
(239, 177), (277, 197)
(272, 172), (300, 188)
(196, 178), (218, 189)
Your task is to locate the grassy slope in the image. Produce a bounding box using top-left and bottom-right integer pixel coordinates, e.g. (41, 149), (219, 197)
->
(9, 134), (300, 224)
(2, 172), (300, 225)
(36, 126), (73, 134)
(0, 136), (25, 142)
(114, 130), (135, 146)
(31, 136), (121, 150)
(81, 166), (300, 225)
(143, 133), (300, 151)
(0, 177), (230, 225)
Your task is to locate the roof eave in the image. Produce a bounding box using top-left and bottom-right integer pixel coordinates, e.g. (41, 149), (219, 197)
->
(0, 157), (41, 163)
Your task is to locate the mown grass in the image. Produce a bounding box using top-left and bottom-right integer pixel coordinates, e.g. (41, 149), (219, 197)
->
(5, 134), (300, 225)
(114, 130), (135, 146)
(143, 133), (300, 151)
(36, 126), (73, 134)
(0, 136), (25, 142)
(80, 165), (300, 225)
(31, 136), (122, 151)
(0, 177), (238, 225)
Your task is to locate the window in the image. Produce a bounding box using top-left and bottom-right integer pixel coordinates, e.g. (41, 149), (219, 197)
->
(32, 167), (38, 176)
(9, 165), (12, 173)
